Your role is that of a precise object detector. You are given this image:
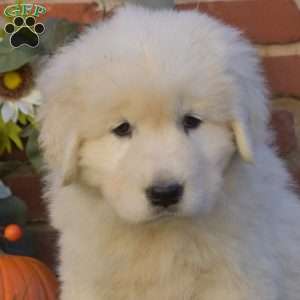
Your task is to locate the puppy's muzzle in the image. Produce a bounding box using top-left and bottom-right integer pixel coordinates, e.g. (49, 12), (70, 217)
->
(145, 182), (184, 208)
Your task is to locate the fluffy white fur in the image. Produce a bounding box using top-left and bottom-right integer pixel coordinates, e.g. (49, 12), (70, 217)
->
(38, 6), (300, 300)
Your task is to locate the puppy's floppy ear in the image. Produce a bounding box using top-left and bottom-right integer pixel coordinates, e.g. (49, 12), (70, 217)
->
(225, 35), (269, 164)
(61, 132), (81, 186)
(231, 116), (254, 163)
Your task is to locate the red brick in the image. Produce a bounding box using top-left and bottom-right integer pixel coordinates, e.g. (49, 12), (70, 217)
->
(269, 110), (297, 156)
(176, 0), (300, 44)
(3, 174), (47, 222)
(262, 56), (300, 98)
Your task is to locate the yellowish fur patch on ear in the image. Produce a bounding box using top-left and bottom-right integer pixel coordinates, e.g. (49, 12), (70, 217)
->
(232, 121), (254, 163)
(62, 133), (80, 186)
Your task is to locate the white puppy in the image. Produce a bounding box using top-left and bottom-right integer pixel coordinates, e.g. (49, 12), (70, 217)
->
(38, 5), (300, 300)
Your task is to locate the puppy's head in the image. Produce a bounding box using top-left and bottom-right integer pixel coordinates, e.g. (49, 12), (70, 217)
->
(38, 6), (269, 223)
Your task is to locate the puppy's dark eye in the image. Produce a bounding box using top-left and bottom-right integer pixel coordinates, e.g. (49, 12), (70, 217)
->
(112, 121), (132, 137)
(182, 114), (202, 132)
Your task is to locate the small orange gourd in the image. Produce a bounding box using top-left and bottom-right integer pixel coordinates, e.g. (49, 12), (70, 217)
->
(3, 224), (23, 242)
(0, 255), (58, 300)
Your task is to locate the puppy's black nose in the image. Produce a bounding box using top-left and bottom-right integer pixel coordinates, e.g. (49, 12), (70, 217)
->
(146, 183), (184, 208)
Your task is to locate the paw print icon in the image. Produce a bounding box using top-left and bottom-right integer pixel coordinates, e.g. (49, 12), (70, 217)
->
(4, 16), (45, 48)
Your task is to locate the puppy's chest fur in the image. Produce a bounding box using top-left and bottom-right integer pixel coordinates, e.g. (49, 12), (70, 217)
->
(63, 216), (256, 300)
(98, 232), (249, 300)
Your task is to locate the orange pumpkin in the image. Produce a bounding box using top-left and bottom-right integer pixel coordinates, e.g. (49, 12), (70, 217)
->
(0, 255), (58, 300)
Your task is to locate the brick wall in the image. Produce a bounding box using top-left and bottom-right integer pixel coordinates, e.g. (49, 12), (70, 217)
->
(1, 0), (300, 271)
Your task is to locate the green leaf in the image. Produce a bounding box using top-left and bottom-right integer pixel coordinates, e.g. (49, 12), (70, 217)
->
(0, 36), (40, 73)
(26, 115), (35, 126)
(18, 111), (28, 125)
(5, 139), (12, 152)
(9, 133), (23, 150)
(6, 122), (24, 150)
(0, 117), (24, 153)
(125, 0), (174, 9)
(97, 0), (175, 9)
(0, 29), (5, 40)
(25, 127), (43, 172)
(0, 117), (11, 153)
(39, 19), (80, 55)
